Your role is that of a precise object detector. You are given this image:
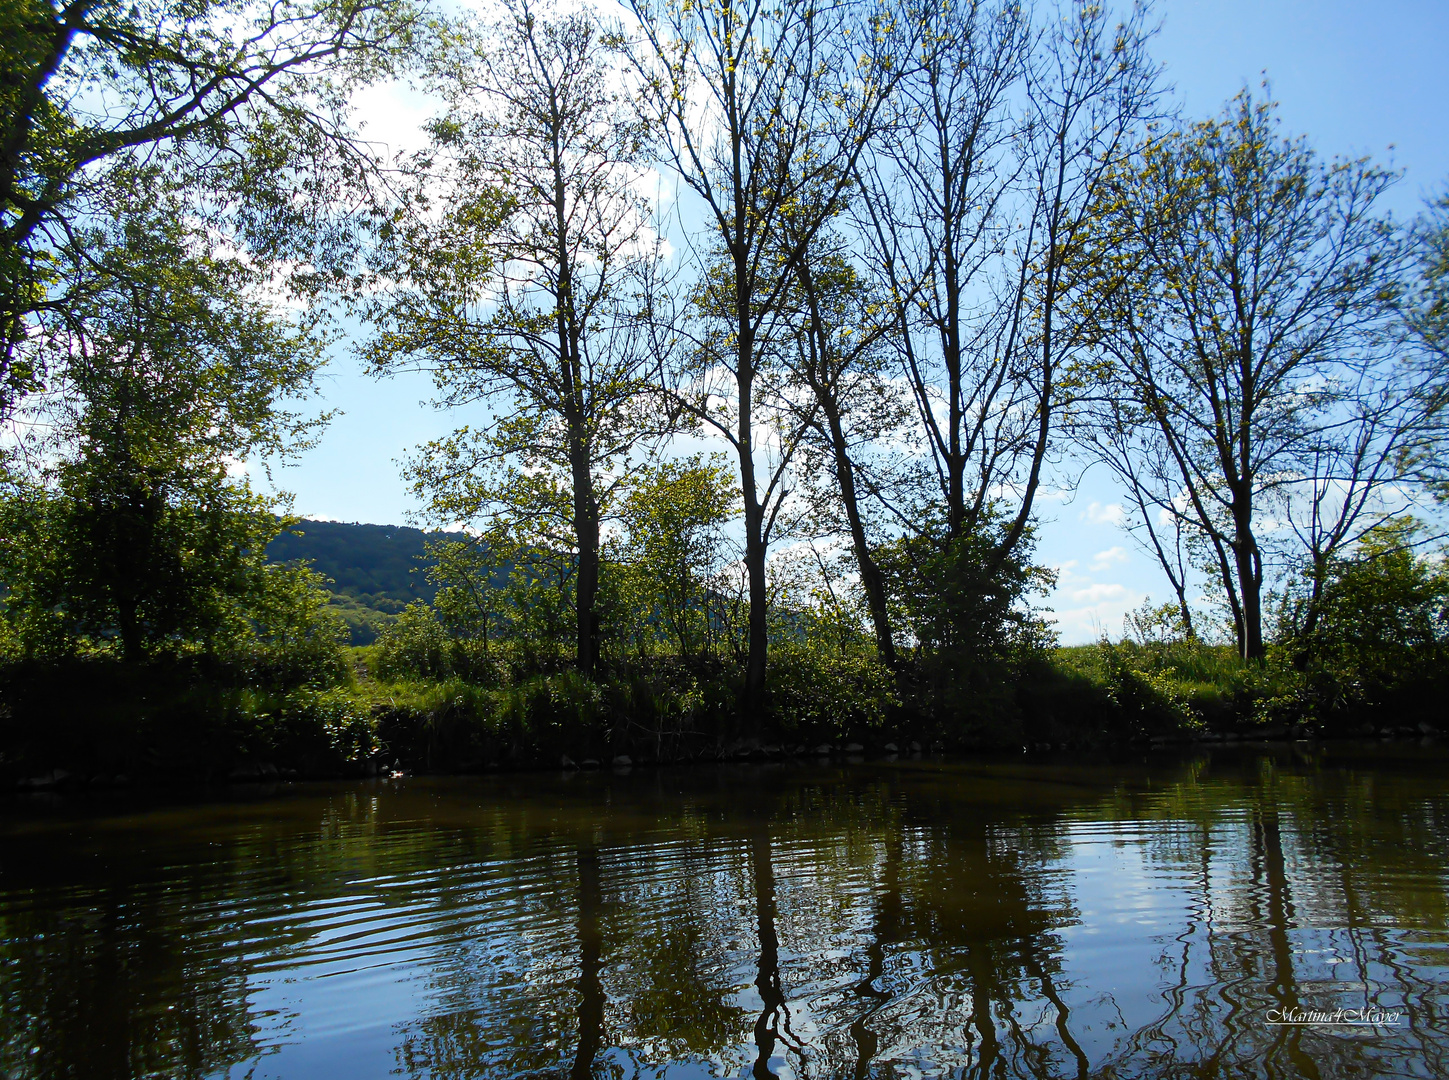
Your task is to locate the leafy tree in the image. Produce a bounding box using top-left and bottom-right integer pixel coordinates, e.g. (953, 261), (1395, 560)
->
(362, 0), (663, 677)
(1078, 92), (1424, 661)
(425, 538), (503, 655)
(0, 184), (332, 661)
(614, 455), (736, 660)
(1280, 519), (1449, 717)
(876, 517), (1055, 666)
(1410, 193), (1449, 370)
(2, 466), (345, 666)
(1, 0), (417, 420)
(874, 515), (1056, 738)
(247, 556), (352, 672)
(1405, 192), (1449, 498)
(624, 0), (901, 720)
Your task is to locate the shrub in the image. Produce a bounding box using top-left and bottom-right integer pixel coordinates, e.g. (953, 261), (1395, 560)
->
(374, 602), (452, 681)
(244, 561), (351, 687)
(1096, 642), (1202, 736)
(876, 524), (1055, 665)
(766, 644), (898, 738)
(1283, 520), (1449, 728)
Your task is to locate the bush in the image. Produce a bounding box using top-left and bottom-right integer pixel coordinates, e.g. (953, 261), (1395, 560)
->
(243, 561), (351, 686)
(1283, 521), (1449, 729)
(1096, 642), (1202, 736)
(0, 654), (377, 780)
(766, 645), (898, 738)
(371, 602), (510, 686)
(374, 602), (453, 681)
(876, 523), (1055, 665)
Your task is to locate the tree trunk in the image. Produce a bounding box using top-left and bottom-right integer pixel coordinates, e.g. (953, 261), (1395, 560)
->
(569, 429), (600, 677)
(550, 85), (601, 679)
(822, 402), (895, 669)
(116, 600), (144, 664)
(741, 454), (769, 724)
(942, 220), (967, 540)
(737, 285), (768, 725)
(795, 261), (896, 668)
(1253, 809), (1317, 1074)
(1232, 491), (1265, 661)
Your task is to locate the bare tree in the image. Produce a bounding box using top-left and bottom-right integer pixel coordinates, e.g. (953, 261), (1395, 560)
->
(1076, 402), (1201, 638)
(855, 0), (1161, 641)
(854, 0), (1033, 542)
(780, 232), (908, 666)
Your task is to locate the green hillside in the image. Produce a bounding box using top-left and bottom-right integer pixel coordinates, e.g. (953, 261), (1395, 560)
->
(267, 520), (469, 644)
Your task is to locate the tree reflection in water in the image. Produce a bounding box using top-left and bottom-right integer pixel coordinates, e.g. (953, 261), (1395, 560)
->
(0, 747), (1446, 1080)
(749, 825), (791, 1079)
(847, 829), (899, 1078)
(572, 845), (606, 1079)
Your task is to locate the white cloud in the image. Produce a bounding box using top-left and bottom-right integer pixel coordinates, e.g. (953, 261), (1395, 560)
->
(1070, 582), (1127, 604)
(1090, 545), (1130, 572)
(351, 79), (436, 159)
(1048, 585), (1153, 644)
(1080, 501), (1127, 526)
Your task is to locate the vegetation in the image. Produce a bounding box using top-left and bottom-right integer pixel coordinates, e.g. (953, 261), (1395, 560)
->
(266, 519), (475, 643)
(0, 0), (418, 420)
(359, 3), (664, 679)
(1, 0), (1446, 785)
(1076, 92), (1427, 661)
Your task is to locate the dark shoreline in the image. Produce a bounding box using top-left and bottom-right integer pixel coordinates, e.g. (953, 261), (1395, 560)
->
(7, 727), (1441, 797)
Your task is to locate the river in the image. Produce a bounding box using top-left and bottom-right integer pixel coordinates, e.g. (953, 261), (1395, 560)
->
(2, 744), (1446, 1079)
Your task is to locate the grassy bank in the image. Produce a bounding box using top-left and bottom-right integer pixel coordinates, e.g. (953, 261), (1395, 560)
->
(4, 631), (1443, 790)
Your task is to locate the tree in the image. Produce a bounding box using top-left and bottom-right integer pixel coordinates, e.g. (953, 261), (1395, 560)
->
(0, 186), (332, 660)
(1280, 518), (1449, 717)
(1409, 193), (1449, 368)
(874, 514), (1054, 667)
(855, 0), (1160, 649)
(615, 455), (737, 660)
(1404, 192), (1449, 499)
(624, 0), (900, 720)
(361, 0), (664, 677)
(0, 0), (417, 420)
(854, 0), (1032, 542)
(1075, 405), (1203, 639)
(426, 538), (503, 658)
(781, 237), (907, 667)
(1078, 92), (1423, 660)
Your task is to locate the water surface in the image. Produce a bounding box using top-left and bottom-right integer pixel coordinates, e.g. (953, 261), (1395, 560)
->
(2, 746), (1447, 1079)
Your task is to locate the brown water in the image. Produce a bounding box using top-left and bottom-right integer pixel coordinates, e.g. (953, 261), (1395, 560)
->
(1, 746), (1447, 1080)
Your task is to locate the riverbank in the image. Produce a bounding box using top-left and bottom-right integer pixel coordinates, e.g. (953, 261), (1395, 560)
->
(11, 729), (1445, 794)
(2, 637), (1443, 791)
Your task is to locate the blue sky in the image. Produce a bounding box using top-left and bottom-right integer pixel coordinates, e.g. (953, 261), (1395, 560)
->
(263, 0), (1449, 643)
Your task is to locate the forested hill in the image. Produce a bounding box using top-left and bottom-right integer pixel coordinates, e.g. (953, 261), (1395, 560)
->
(267, 520), (468, 644)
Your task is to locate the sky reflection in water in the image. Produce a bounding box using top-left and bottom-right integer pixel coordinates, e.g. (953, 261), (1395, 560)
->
(1, 746), (1447, 1079)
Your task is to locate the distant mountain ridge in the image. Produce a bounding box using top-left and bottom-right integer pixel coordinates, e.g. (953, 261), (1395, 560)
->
(267, 519), (469, 644)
